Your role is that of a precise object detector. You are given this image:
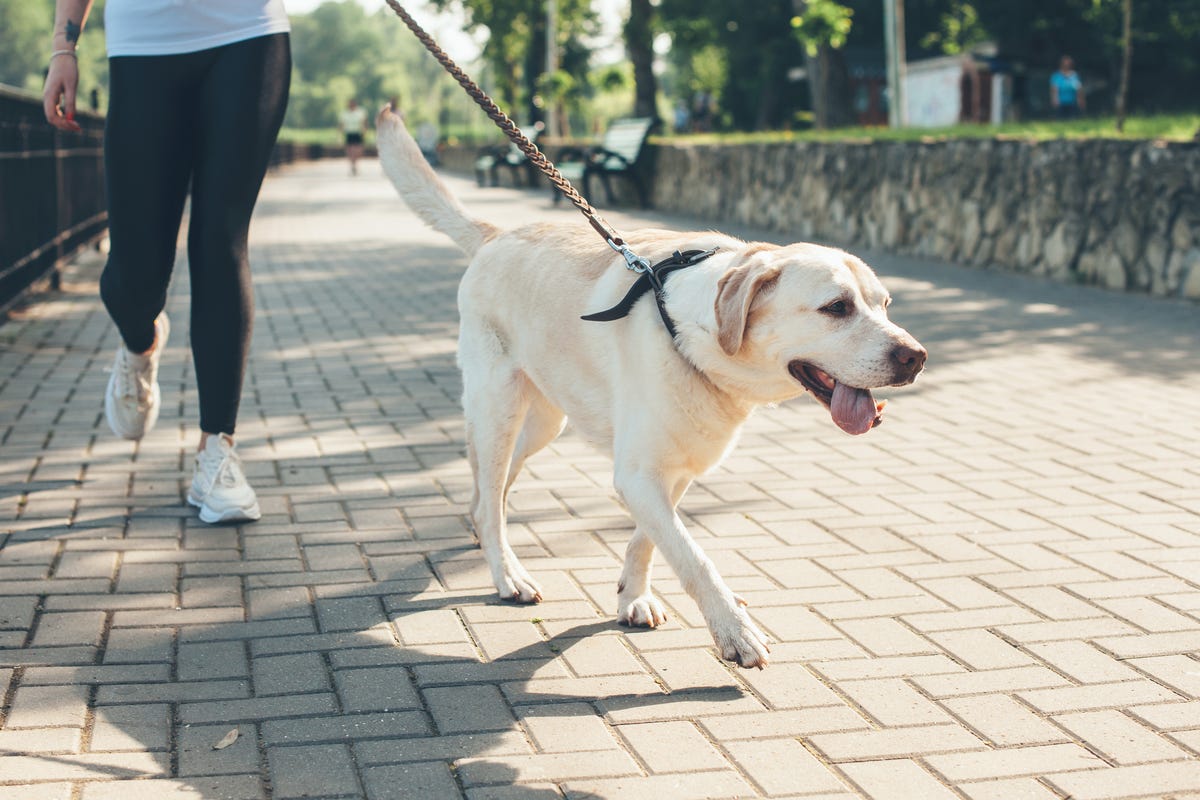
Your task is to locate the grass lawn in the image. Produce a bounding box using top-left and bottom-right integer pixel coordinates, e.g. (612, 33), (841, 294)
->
(281, 114), (1199, 149)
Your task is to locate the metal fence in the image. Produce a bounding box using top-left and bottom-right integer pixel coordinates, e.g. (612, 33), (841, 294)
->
(0, 84), (106, 312)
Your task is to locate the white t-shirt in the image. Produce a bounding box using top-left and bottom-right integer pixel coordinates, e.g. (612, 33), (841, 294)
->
(106, 0), (290, 57)
(339, 106), (368, 132)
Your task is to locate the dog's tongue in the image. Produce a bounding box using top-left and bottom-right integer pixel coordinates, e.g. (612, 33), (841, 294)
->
(830, 382), (880, 435)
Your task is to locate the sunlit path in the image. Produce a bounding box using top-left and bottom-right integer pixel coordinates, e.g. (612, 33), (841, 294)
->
(1, 158), (1198, 799)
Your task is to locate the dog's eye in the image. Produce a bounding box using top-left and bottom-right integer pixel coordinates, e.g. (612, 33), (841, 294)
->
(821, 299), (850, 316)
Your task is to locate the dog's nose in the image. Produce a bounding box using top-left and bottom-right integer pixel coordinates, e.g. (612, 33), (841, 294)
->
(891, 342), (927, 382)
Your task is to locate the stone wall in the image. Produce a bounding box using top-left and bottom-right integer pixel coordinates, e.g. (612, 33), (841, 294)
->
(440, 138), (1200, 299)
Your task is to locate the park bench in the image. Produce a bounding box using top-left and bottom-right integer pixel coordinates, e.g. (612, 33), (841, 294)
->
(554, 116), (656, 207)
(474, 123), (544, 187)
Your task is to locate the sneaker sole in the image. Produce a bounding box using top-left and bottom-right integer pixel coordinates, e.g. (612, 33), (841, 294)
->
(187, 491), (261, 524)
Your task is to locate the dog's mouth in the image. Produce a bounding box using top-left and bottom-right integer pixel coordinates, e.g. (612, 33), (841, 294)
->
(788, 361), (886, 435)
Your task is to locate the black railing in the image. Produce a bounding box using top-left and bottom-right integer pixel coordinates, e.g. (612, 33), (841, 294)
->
(0, 84), (106, 311)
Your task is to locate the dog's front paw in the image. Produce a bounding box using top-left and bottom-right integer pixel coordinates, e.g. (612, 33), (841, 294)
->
(712, 609), (771, 669)
(617, 593), (668, 628)
(497, 569), (543, 604)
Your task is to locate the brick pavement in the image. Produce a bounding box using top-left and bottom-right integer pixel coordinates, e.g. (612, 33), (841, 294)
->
(1, 158), (1198, 799)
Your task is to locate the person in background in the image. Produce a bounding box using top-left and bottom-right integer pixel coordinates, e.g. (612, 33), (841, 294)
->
(1050, 55), (1085, 119)
(43, 0), (291, 524)
(338, 97), (368, 175)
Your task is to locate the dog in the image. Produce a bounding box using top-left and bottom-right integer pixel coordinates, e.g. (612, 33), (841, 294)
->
(376, 107), (926, 668)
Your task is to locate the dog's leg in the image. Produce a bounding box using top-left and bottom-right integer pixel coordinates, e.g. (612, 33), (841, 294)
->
(618, 477), (687, 628)
(614, 468), (770, 668)
(504, 393), (566, 499)
(617, 528), (668, 628)
(462, 354), (543, 604)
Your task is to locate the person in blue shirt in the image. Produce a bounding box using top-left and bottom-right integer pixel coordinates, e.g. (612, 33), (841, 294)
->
(1050, 56), (1085, 119)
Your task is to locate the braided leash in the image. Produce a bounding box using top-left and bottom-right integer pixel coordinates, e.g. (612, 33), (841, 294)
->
(382, 0), (651, 271)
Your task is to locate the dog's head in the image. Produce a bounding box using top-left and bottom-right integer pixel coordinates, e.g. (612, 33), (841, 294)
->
(707, 242), (926, 435)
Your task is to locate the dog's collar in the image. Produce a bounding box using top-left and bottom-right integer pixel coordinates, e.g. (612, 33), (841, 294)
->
(581, 248), (719, 339)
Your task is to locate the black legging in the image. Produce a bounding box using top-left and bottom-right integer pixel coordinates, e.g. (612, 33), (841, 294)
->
(100, 33), (290, 436)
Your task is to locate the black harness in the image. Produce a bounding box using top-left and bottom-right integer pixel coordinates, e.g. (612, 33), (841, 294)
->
(581, 248), (719, 339)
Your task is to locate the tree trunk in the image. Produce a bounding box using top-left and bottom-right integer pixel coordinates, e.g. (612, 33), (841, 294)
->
(807, 44), (854, 129)
(1115, 0), (1132, 132)
(524, 9), (547, 125)
(626, 0), (659, 123)
(793, 0), (854, 129)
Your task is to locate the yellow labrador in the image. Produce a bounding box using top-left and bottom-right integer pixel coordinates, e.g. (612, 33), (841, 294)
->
(376, 108), (925, 668)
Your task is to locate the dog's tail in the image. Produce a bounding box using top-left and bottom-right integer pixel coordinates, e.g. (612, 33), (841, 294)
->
(375, 106), (495, 257)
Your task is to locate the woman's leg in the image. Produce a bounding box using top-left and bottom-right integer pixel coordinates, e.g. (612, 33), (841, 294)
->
(186, 33), (291, 437)
(99, 55), (199, 354)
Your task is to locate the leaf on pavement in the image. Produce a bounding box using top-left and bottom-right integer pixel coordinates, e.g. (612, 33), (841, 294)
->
(213, 728), (239, 750)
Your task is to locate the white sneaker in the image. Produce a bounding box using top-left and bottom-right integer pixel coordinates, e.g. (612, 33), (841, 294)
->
(105, 314), (170, 440)
(187, 435), (262, 524)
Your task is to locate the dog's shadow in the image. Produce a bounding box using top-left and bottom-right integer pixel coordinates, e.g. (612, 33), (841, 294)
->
(8, 538), (750, 800)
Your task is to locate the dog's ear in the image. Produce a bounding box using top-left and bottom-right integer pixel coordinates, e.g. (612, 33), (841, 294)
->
(715, 258), (781, 355)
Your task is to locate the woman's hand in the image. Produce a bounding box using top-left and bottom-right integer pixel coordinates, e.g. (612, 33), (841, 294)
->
(43, 53), (82, 132)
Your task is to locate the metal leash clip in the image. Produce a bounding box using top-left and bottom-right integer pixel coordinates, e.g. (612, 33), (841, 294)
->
(607, 238), (652, 274)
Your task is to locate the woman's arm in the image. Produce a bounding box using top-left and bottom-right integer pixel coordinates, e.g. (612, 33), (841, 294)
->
(43, 0), (96, 131)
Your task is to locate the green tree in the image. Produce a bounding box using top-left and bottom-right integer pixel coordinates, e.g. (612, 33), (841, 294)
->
(659, 0), (810, 130)
(0, 0), (108, 108)
(0, 0), (53, 90)
(425, 0), (597, 126)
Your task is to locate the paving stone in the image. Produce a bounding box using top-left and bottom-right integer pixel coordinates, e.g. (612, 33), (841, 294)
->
(0, 784), (74, 800)
(1046, 762), (1200, 800)
(423, 684), (515, 734)
(809, 723), (986, 761)
(562, 771), (757, 800)
(261, 711), (431, 745)
(839, 758), (960, 800)
(268, 743), (360, 799)
(616, 719), (729, 773)
(517, 703), (624, 754)
(925, 743), (1107, 782)
(835, 678), (952, 725)
(361, 762), (462, 800)
(79, 776), (265, 800)
(1052, 709), (1189, 765)
(180, 693), (337, 725)
(6, 684), (89, 728)
(90, 704), (170, 752)
(455, 751), (642, 786)
(0, 727), (82, 754)
(253, 652), (331, 696)
(0, 751), (169, 781)
(178, 723), (261, 776)
(178, 640), (250, 681)
(722, 737), (849, 795)
(334, 667), (422, 712)
(939, 695), (1068, 746)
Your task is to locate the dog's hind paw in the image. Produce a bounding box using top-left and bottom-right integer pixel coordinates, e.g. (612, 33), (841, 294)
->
(714, 611), (771, 669)
(617, 594), (669, 628)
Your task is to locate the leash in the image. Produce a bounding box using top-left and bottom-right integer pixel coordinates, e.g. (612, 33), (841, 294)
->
(383, 0), (719, 335)
(382, 0), (652, 272)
